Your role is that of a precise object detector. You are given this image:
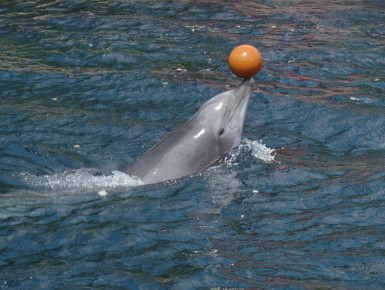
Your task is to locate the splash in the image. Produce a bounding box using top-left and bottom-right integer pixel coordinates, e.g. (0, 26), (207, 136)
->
(20, 169), (142, 193)
(245, 138), (276, 162)
(205, 139), (274, 210)
(226, 138), (276, 164)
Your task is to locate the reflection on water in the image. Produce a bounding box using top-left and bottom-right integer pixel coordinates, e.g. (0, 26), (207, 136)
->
(1, 0), (385, 288)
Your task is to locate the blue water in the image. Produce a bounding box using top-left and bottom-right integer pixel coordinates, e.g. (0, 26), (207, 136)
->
(1, 0), (385, 288)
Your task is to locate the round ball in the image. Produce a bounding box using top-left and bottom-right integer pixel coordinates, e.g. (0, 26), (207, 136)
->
(228, 44), (263, 79)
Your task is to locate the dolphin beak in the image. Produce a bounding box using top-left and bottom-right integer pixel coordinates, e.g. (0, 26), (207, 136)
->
(228, 78), (255, 128)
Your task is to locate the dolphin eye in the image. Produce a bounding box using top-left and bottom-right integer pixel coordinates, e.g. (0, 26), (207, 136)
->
(218, 128), (225, 136)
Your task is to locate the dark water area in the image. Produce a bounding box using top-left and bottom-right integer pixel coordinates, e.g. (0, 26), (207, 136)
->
(1, 0), (385, 288)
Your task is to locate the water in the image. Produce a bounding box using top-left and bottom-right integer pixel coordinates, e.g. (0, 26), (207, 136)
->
(1, 0), (385, 288)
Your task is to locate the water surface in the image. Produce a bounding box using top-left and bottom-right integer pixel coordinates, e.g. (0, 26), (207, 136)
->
(1, 0), (385, 288)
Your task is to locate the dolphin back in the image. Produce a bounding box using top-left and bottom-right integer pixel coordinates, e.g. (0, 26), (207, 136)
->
(123, 118), (216, 184)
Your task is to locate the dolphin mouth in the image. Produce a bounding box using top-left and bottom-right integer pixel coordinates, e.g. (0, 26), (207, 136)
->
(228, 78), (254, 127)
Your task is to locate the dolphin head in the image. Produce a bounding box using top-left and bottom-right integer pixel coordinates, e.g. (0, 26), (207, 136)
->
(192, 78), (255, 156)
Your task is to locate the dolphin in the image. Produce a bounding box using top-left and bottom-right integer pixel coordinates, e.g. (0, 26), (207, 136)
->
(123, 78), (255, 185)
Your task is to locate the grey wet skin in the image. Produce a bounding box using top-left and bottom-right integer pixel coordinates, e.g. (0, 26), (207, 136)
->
(123, 78), (255, 185)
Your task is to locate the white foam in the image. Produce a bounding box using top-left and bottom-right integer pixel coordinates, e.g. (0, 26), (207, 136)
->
(245, 139), (276, 162)
(227, 138), (276, 163)
(20, 169), (142, 193)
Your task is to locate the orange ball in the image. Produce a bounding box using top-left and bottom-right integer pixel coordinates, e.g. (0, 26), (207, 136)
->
(228, 44), (263, 79)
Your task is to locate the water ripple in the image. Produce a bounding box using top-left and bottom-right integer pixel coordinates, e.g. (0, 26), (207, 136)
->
(1, 0), (385, 288)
